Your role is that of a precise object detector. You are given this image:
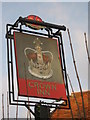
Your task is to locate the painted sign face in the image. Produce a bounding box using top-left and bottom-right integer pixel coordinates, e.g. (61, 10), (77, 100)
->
(14, 32), (67, 100)
(24, 38), (53, 79)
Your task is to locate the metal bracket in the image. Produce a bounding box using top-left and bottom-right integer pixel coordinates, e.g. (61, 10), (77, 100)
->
(6, 16), (71, 116)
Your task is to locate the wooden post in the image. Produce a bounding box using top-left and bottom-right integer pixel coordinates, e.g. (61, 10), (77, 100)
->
(2, 94), (4, 120)
(67, 74), (82, 119)
(7, 92), (9, 119)
(27, 110), (28, 120)
(84, 33), (90, 64)
(67, 28), (86, 119)
(24, 63), (31, 120)
(16, 96), (18, 119)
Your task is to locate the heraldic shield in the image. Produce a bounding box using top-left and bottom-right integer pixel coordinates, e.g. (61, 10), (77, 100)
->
(24, 37), (53, 79)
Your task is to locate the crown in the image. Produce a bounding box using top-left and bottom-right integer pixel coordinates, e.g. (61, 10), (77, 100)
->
(24, 37), (53, 79)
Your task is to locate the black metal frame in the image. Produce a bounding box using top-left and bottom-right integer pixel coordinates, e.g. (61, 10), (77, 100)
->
(6, 16), (71, 111)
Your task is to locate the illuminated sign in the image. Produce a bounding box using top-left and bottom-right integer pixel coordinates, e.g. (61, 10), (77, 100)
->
(14, 32), (67, 100)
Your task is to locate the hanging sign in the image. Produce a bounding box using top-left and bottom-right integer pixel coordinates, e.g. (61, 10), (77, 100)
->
(14, 31), (67, 100)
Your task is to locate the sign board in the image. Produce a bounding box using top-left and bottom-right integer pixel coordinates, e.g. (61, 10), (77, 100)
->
(14, 32), (67, 100)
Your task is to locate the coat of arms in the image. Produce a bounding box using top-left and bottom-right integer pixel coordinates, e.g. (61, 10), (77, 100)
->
(24, 37), (53, 79)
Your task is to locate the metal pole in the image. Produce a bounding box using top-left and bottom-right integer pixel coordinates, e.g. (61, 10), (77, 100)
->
(84, 33), (90, 64)
(6, 25), (11, 104)
(25, 105), (36, 117)
(67, 28), (86, 119)
(18, 17), (66, 31)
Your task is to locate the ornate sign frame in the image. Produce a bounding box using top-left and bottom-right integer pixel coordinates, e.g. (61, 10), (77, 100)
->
(6, 15), (71, 111)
